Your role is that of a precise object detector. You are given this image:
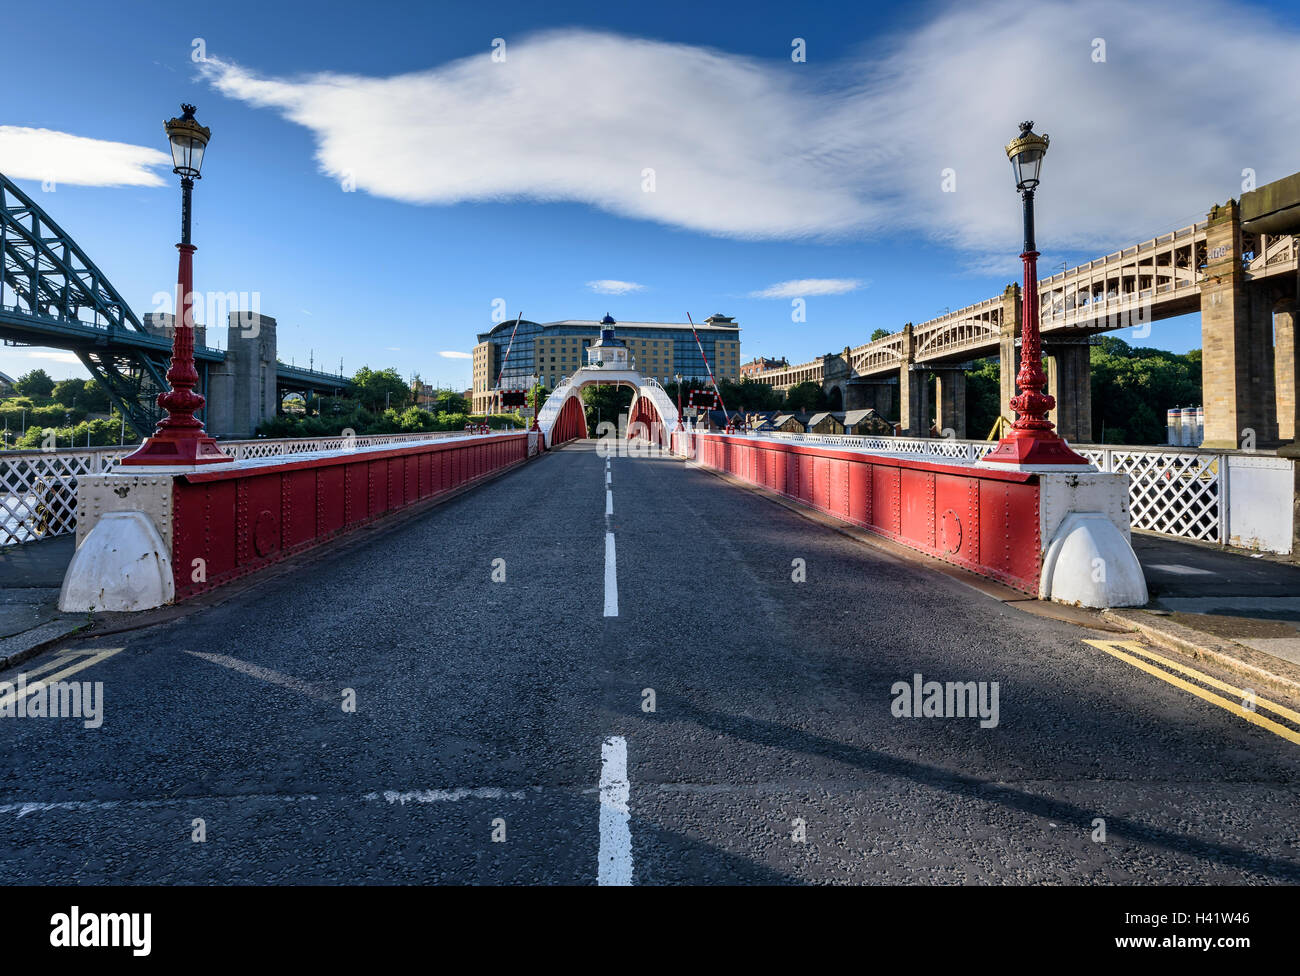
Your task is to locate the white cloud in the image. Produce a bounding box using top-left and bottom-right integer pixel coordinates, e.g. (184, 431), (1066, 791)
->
(24, 350), (83, 364)
(439, 350), (472, 359)
(201, 0), (1300, 257)
(752, 278), (864, 299)
(0, 127), (170, 187)
(587, 279), (645, 295)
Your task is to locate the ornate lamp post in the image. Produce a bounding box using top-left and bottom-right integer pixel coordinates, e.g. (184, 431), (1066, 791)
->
(530, 370), (541, 432)
(121, 104), (228, 466)
(674, 372), (683, 430)
(979, 121), (1092, 469)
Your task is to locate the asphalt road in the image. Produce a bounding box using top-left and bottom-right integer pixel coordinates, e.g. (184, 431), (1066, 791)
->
(2, 439), (1299, 884)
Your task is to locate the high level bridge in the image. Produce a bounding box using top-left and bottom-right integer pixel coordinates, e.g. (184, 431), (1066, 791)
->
(752, 181), (1300, 447)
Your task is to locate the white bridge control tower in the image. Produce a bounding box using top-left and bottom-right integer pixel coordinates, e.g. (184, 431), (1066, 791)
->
(535, 315), (680, 447)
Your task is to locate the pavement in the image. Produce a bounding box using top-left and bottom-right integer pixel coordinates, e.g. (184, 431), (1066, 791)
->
(2, 439), (1300, 884)
(0, 535), (82, 668)
(1107, 534), (1300, 694)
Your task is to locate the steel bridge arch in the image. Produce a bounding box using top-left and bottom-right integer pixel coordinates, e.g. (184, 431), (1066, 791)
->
(0, 172), (174, 433)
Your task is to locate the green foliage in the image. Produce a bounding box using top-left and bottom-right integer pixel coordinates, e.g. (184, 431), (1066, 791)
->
(526, 385), (551, 410)
(80, 379), (111, 413)
(352, 366), (411, 412)
(15, 369), (55, 398)
(433, 390), (469, 415)
(964, 358), (1003, 439)
(1089, 338), (1200, 445)
(870, 328), (891, 341)
(254, 405), (523, 439)
(12, 413), (135, 449)
(783, 381), (828, 412)
(960, 339), (1202, 445)
(581, 384), (634, 432)
(0, 401), (86, 429)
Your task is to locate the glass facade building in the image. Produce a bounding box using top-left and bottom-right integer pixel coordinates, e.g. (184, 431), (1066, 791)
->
(472, 315), (740, 413)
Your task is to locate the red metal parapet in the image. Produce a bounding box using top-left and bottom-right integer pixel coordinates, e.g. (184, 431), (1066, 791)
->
(688, 433), (1042, 592)
(171, 433), (528, 599)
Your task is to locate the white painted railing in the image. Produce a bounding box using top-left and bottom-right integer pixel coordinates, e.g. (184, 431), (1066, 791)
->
(0, 429), (511, 546)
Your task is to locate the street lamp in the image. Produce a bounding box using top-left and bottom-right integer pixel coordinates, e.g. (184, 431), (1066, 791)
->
(674, 373), (683, 430)
(979, 121), (1091, 470)
(121, 103), (228, 466)
(530, 370), (541, 432)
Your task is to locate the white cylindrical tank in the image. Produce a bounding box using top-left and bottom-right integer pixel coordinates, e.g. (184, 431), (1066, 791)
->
(1167, 407), (1179, 446)
(1194, 406), (1204, 447)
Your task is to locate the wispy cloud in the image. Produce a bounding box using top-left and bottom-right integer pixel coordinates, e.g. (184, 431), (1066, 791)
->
(587, 279), (645, 295)
(0, 127), (170, 187)
(751, 278), (864, 299)
(439, 350), (472, 359)
(201, 0), (1300, 256)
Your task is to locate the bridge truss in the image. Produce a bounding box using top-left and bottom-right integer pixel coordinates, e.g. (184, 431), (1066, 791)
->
(0, 172), (190, 434)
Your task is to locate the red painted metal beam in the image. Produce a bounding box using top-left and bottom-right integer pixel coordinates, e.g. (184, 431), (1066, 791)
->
(690, 433), (1041, 592)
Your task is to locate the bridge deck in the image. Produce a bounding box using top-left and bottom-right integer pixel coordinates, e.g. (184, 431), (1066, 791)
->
(2, 441), (1299, 883)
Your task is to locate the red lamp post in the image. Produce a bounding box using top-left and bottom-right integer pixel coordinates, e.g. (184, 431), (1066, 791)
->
(674, 372), (683, 430)
(980, 121), (1092, 469)
(121, 104), (228, 466)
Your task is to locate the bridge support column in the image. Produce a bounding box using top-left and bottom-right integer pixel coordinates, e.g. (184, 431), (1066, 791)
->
(1200, 201), (1279, 448)
(902, 367), (931, 437)
(207, 312), (278, 438)
(998, 284), (1021, 428)
(1274, 298), (1297, 444)
(897, 324), (931, 436)
(933, 368), (967, 439)
(869, 383), (894, 419)
(1044, 340), (1092, 443)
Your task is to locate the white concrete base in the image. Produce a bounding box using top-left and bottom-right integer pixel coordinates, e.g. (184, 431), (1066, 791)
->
(1040, 511), (1149, 608)
(59, 511), (174, 613)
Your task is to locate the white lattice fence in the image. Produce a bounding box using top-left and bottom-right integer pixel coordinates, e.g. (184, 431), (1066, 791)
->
(1080, 448), (1223, 542)
(0, 449), (121, 545)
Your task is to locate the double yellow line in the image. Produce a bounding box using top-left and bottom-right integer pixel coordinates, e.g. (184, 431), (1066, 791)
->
(0, 648), (122, 710)
(1085, 639), (1300, 745)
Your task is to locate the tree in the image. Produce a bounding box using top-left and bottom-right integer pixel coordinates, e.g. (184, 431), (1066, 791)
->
(870, 328), (891, 342)
(82, 379), (111, 413)
(581, 383), (633, 432)
(964, 358), (1003, 439)
(434, 390), (469, 415)
(352, 366), (411, 412)
(1089, 338), (1200, 445)
(526, 385), (551, 410)
(15, 369), (55, 398)
(784, 381), (827, 412)
(959, 339), (1202, 446)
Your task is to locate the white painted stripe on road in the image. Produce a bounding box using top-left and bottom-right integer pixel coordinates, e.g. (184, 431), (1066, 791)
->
(606, 487), (614, 515)
(0, 787), (529, 819)
(184, 651), (335, 702)
(604, 532), (619, 617)
(598, 735), (632, 886)
(606, 469), (611, 486)
(0, 794), (322, 818)
(365, 788), (526, 804)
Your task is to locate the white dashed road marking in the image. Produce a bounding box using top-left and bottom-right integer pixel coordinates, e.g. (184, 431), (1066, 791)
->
(598, 735), (632, 885)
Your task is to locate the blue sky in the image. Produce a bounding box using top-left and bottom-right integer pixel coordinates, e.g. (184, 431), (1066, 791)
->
(3, 0), (1299, 388)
